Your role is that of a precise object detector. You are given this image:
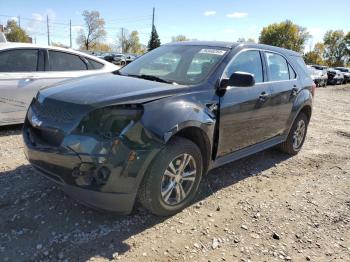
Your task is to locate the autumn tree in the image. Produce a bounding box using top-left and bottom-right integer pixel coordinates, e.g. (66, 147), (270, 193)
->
(5, 20), (29, 43)
(323, 30), (349, 67)
(259, 20), (310, 52)
(303, 42), (325, 65)
(51, 42), (69, 48)
(148, 25), (161, 51)
(171, 35), (189, 42)
(118, 30), (144, 54)
(92, 42), (112, 52)
(77, 10), (106, 50)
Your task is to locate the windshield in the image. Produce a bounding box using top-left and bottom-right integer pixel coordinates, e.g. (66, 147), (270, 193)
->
(119, 45), (228, 85)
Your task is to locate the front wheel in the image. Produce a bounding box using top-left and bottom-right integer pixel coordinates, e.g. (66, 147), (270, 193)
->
(279, 112), (309, 155)
(138, 137), (203, 216)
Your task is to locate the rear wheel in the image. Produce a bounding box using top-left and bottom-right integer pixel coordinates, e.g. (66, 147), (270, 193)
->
(279, 112), (308, 155)
(138, 137), (203, 216)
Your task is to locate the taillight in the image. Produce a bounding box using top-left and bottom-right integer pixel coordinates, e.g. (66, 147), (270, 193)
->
(311, 82), (316, 97)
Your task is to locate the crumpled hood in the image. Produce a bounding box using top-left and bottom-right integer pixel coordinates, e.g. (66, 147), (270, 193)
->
(38, 73), (184, 107)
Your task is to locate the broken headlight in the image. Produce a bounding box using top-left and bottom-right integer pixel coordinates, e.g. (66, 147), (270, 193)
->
(76, 104), (143, 139)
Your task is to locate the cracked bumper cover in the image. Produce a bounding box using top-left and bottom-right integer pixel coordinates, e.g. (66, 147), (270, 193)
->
(23, 118), (162, 214)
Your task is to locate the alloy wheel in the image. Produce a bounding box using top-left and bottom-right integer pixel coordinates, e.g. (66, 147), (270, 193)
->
(161, 153), (197, 205)
(293, 119), (306, 149)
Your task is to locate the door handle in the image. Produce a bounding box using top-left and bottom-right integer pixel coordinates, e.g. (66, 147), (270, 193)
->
(259, 92), (270, 100)
(291, 86), (299, 96)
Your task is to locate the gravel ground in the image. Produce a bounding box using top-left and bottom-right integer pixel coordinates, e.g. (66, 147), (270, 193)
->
(0, 85), (349, 262)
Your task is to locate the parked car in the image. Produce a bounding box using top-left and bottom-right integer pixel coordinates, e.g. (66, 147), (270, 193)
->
(23, 41), (314, 216)
(307, 65), (327, 87)
(327, 68), (345, 85)
(0, 43), (119, 126)
(103, 53), (127, 66)
(334, 67), (350, 84)
(125, 54), (138, 64)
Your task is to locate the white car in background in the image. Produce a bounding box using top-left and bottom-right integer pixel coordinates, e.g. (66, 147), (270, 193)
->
(0, 39), (119, 126)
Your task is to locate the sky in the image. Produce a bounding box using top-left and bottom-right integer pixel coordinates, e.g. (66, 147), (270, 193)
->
(0, 0), (349, 51)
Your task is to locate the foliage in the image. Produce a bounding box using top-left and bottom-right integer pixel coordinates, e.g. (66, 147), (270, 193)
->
(118, 30), (145, 54)
(171, 35), (189, 42)
(91, 42), (112, 52)
(51, 42), (69, 48)
(237, 37), (256, 43)
(303, 42), (325, 65)
(323, 30), (349, 67)
(147, 25), (161, 51)
(5, 20), (29, 43)
(77, 10), (106, 50)
(259, 20), (310, 52)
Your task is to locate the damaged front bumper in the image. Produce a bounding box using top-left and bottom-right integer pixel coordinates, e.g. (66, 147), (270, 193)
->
(23, 103), (163, 214)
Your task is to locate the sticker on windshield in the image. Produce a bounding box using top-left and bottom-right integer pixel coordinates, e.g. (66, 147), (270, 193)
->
(199, 49), (226, 56)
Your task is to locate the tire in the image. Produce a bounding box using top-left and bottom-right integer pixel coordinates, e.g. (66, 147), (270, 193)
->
(121, 61), (126, 66)
(138, 137), (203, 216)
(279, 112), (309, 155)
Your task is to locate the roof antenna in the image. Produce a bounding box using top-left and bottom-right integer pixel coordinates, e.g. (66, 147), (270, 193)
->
(0, 32), (7, 43)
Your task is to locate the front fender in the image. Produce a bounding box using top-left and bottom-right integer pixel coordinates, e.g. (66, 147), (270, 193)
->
(141, 98), (216, 143)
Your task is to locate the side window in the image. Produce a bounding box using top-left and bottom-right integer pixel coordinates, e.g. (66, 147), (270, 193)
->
(288, 64), (297, 79)
(265, 52), (289, 81)
(86, 58), (104, 70)
(48, 51), (87, 71)
(0, 49), (39, 72)
(224, 50), (263, 83)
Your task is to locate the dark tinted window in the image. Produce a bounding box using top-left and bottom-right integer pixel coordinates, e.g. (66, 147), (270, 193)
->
(49, 51), (87, 71)
(266, 52), (289, 81)
(0, 49), (38, 72)
(225, 50), (263, 83)
(288, 64), (297, 79)
(86, 58), (104, 69)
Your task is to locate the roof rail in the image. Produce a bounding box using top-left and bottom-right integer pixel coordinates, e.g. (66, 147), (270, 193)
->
(0, 32), (7, 43)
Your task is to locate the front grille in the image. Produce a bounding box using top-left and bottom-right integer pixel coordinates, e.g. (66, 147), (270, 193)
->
(32, 99), (74, 124)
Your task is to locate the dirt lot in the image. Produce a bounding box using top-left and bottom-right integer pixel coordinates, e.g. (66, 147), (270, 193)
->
(0, 85), (349, 262)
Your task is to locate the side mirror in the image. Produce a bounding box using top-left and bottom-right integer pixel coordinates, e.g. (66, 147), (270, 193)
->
(219, 72), (255, 90)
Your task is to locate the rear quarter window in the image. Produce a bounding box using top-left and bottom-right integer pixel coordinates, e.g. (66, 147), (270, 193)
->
(86, 58), (104, 70)
(292, 55), (309, 75)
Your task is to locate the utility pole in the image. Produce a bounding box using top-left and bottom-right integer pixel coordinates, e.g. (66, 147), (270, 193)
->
(69, 19), (72, 48)
(18, 16), (21, 28)
(46, 15), (50, 45)
(152, 7), (155, 30)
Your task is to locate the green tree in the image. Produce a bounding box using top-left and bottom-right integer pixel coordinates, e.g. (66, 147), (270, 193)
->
(303, 42), (325, 65)
(323, 30), (349, 67)
(77, 10), (106, 50)
(148, 25), (161, 51)
(171, 35), (189, 42)
(259, 20), (310, 52)
(5, 20), (29, 43)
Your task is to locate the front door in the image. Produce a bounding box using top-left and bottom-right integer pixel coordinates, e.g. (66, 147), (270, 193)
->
(217, 50), (276, 157)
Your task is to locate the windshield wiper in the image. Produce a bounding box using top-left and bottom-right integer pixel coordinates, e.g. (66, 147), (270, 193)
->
(127, 74), (174, 84)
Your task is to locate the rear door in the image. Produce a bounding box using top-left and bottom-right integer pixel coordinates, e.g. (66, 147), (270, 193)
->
(263, 51), (298, 136)
(217, 49), (277, 156)
(0, 48), (45, 125)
